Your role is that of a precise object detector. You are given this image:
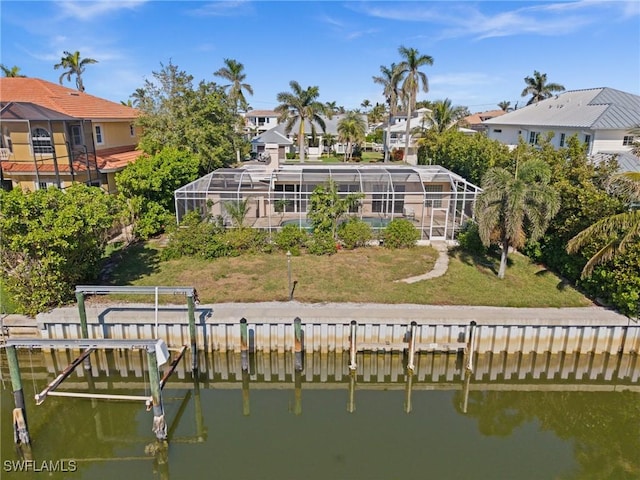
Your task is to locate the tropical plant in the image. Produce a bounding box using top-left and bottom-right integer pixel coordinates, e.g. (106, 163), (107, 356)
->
(275, 80), (327, 163)
(628, 126), (640, 157)
(397, 46), (434, 162)
(338, 218), (373, 249)
(1, 64), (25, 77)
(498, 101), (511, 112)
(322, 133), (336, 156)
(373, 62), (403, 162)
(337, 112), (366, 161)
(214, 58), (253, 113)
(475, 159), (560, 279)
(382, 219), (419, 248)
(224, 198), (251, 228)
(369, 103), (386, 124)
(307, 180), (363, 239)
(567, 172), (640, 278)
(427, 98), (468, 134)
(361, 99), (371, 112)
(53, 50), (98, 92)
(521, 70), (565, 105)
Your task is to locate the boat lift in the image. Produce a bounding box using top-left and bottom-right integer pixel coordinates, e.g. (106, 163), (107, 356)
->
(3, 338), (188, 445)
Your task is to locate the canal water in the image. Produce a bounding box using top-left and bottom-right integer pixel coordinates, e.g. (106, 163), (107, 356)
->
(1, 349), (638, 479)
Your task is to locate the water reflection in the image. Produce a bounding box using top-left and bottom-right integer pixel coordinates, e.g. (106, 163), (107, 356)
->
(1, 349), (638, 479)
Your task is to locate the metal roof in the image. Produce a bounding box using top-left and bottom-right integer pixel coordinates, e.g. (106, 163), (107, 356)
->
(484, 88), (640, 129)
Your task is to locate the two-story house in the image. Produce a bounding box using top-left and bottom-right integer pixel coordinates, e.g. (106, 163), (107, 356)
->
(484, 87), (640, 171)
(0, 77), (142, 192)
(243, 110), (280, 138)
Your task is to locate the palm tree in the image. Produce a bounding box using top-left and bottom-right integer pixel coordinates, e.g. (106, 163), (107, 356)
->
(361, 99), (371, 112)
(498, 101), (511, 112)
(337, 112), (366, 161)
(214, 58), (253, 164)
(372, 62), (403, 162)
(214, 58), (253, 113)
(567, 172), (640, 278)
(130, 88), (147, 108)
(397, 46), (434, 162)
(325, 101), (339, 115)
(275, 81), (327, 163)
(369, 103), (386, 124)
(323, 132), (336, 156)
(521, 70), (565, 105)
(475, 159), (560, 279)
(54, 51), (98, 92)
(224, 198), (251, 228)
(1, 64), (25, 77)
(428, 98), (468, 134)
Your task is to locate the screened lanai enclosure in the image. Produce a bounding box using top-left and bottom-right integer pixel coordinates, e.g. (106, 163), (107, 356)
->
(174, 164), (482, 241)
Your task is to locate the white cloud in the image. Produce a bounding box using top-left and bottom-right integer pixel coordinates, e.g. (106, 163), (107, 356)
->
(186, 0), (253, 17)
(56, 0), (148, 21)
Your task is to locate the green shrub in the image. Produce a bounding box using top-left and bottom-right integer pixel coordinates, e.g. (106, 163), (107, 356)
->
(455, 221), (486, 255)
(286, 152), (296, 160)
(307, 232), (338, 255)
(222, 228), (269, 254)
(161, 213), (225, 260)
(382, 219), (419, 248)
(275, 224), (308, 252)
(338, 218), (372, 249)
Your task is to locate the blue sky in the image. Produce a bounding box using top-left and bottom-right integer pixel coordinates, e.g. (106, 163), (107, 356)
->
(2, 1), (639, 113)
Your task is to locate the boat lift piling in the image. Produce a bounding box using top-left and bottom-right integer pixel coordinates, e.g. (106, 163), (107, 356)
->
(294, 317), (303, 371)
(465, 321), (478, 373)
(349, 321), (358, 371)
(407, 321), (418, 373)
(240, 318), (249, 372)
(6, 345), (30, 446)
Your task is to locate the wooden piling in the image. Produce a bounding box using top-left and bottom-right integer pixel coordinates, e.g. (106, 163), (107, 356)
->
(6, 346), (30, 445)
(461, 370), (471, 414)
(240, 318), (249, 372)
(349, 321), (357, 371)
(187, 294), (198, 374)
(407, 321), (418, 372)
(466, 321), (477, 373)
(242, 369), (250, 416)
(294, 369), (302, 416)
(404, 371), (413, 414)
(347, 370), (356, 413)
(294, 317), (303, 371)
(147, 347), (167, 440)
(76, 291), (92, 370)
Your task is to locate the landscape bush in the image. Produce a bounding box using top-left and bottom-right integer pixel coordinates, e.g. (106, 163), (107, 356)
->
(337, 218), (372, 249)
(162, 212), (225, 260)
(307, 232), (338, 255)
(382, 219), (419, 248)
(455, 221), (487, 255)
(222, 227), (271, 254)
(274, 224), (308, 253)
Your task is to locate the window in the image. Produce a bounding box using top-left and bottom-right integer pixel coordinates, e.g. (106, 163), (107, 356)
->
(492, 129), (502, 133)
(94, 125), (104, 145)
(623, 135), (635, 146)
(528, 131), (539, 145)
(31, 128), (53, 154)
(37, 180), (55, 190)
(559, 133), (566, 147)
(129, 124), (135, 137)
(584, 134), (591, 146)
(70, 125), (83, 146)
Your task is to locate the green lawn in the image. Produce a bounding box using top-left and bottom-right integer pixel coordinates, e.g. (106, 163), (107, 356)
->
(100, 240), (592, 308)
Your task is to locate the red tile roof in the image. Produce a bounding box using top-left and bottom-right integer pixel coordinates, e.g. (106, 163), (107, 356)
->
(463, 110), (507, 125)
(0, 78), (138, 120)
(95, 146), (144, 171)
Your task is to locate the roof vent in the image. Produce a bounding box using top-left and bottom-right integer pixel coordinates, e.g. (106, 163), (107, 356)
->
(68, 92), (80, 96)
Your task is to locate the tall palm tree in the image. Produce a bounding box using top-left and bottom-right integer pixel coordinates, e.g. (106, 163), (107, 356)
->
(361, 99), (371, 112)
(275, 81), (327, 163)
(54, 50), (98, 92)
(214, 58), (253, 113)
(372, 62), (402, 162)
(475, 159), (560, 279)
(325, 101), (339, 115)
(498, 101), (511, 112)
(130, 88), (147, 108)
(1, 64), (26, 77)
(567, 172), (640, 278)
(521, 70), (565, 106)
(337, 112), (366, 161)
(214, 58), (253, 164)
(428, 98), (468, 134)
(397, 46), (434, 162)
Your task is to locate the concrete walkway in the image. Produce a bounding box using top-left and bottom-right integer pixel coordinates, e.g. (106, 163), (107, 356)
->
(397, 241), (450, 283)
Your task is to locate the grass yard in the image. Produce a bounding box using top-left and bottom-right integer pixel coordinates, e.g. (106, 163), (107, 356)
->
(101, 240), (592, 308)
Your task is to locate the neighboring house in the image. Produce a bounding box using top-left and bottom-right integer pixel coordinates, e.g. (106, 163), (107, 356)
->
(461, 109), (507, 133)
(257, 113), (369, 158)
(387, 108), (431, 150)
(250, 129), (292, 160)
(243, 110), (279, 138)
(0, 77), (142, 193)
(175, 163), (481, 241)
(484, 88), (640, 172)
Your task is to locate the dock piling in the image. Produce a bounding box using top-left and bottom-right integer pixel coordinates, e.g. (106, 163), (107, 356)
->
(240, 318), (249, 372)
(294, 317), (303, 371)
(187, 293), (198, 374)
(6, 346), (30, 445)
(347, 371), (356, 413)
(146, 347), (167, 440)
(407, 321), (418, 372)
(349, 321), (357, 371)
(466, 321), (478, 373)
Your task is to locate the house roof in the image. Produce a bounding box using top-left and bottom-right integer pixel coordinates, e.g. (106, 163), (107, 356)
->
(463, 109), (506, 125)
(271, 113), (368, 137)
(0, 78), (138, 120)
(592, 151), (640, 173)
(245, 109), (278, 117)
(483, 88), (640, 129)
(0, 101), (78, 121)
(250, 130), (292, 145)
(95, 146), (144, 171)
